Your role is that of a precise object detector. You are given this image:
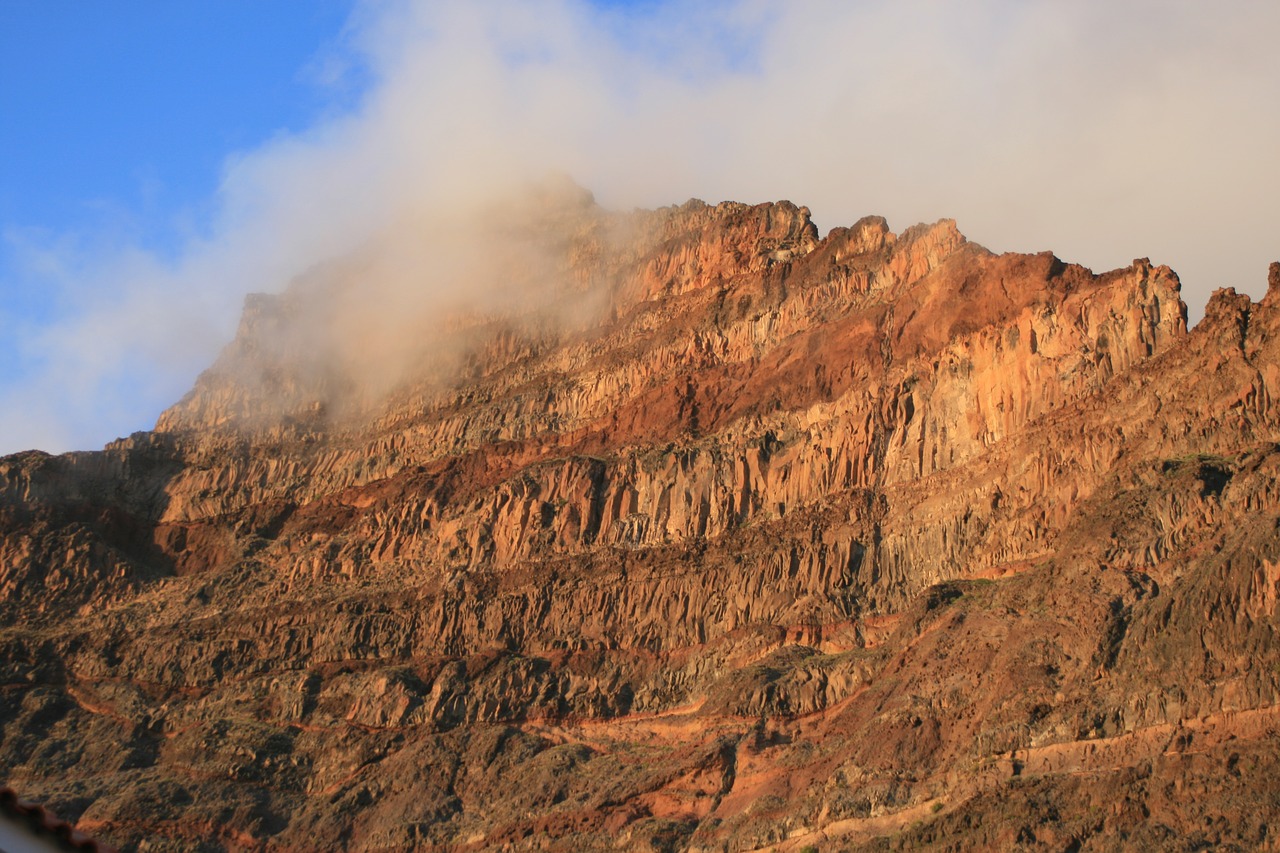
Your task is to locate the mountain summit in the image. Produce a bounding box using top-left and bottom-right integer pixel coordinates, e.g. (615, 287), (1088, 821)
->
(2, 192), (1278, 850)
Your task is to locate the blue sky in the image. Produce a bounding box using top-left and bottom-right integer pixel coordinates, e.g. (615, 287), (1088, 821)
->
(1, 1), (360, 311)
(2, 1), (1278, 455)
(1, 3), (355, 245)
(1, 1), (371, 452)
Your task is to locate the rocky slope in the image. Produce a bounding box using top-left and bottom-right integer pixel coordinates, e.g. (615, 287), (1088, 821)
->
(2, 188), (1279, 851)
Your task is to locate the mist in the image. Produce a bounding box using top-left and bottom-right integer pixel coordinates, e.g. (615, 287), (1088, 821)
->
(3, 0), (1277, 455)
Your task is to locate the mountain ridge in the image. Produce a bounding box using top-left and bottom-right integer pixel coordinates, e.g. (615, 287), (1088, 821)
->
(1, 192), (1278, 850)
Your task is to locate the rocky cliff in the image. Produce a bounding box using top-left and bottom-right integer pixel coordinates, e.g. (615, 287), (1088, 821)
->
(2, 189), (1279, 851)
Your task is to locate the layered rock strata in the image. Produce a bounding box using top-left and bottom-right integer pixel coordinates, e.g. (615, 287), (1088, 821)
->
(2, 192), (1278, 851)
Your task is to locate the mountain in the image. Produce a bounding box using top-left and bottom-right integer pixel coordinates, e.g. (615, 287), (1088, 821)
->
(3, 186), (1279, 851)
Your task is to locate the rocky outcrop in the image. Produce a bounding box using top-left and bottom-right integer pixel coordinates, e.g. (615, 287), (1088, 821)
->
(2, 189), (1278, 851)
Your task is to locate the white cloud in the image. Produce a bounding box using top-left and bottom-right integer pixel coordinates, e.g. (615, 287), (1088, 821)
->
(2, 0), (1277, 454)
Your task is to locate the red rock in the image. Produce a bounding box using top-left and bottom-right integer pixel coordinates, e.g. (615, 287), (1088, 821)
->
(2, 187), (1279, 850)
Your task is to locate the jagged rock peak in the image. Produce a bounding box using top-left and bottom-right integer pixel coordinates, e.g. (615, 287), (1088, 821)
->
(152, 193), (1194, 445)
(8, 187), (1280, 851)
(1266, 260), (1280, 303)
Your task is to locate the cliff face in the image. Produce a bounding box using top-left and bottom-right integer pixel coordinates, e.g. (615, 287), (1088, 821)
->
(2, 191), (1278, 851)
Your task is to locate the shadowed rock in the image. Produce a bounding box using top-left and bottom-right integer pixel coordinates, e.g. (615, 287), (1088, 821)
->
(3, 191), (1279, 851)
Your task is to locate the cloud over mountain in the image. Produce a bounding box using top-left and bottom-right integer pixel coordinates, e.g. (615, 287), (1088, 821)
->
(3, 0), (1277, 454)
